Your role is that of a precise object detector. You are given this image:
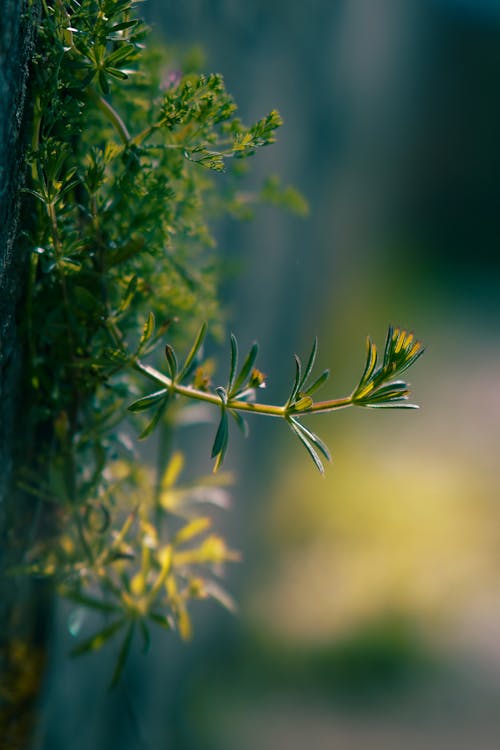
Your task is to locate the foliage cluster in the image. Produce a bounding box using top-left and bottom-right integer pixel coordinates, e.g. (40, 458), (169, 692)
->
(18, 0), (423, 685)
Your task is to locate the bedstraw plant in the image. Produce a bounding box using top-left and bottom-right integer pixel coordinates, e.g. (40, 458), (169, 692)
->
(16, 0), (424, 686)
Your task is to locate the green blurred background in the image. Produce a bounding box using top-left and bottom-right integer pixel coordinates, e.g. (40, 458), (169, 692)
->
(35, 1), (500, 748)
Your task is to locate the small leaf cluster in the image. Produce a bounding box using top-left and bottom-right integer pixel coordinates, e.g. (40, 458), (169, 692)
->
(128, 320), (209, 438)
(21, 453), (238, 688)
(210, 333), (269, 470)
(351, 327), (425, 408)
(129, 324), (423, 476)
(159, 73), (282, 172)
(283, 337), (332, 473)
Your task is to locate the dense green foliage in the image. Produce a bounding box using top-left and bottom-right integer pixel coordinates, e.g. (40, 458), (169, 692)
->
(18, 0), (423, 685)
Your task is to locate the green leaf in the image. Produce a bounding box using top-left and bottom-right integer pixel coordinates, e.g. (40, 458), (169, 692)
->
(128, 389), (168, 412)
(107, 67), (129, 81)
(21, 187), (47, 204)
(117, 275), (137, 315)
(286, 354), (302, 407)
(139, 621), (151, 654)
(103, 347), (129, 364)
(63, 592), (120, 614)
(73, 286), (103, 315)
(203, 580), (238, 613)
(227, 333), (238, 394)
(383, 325), (395, 370)
(259, 176), (309, 216)
(139, 312), (155, 351)
(110, 19), (139, 32)
(291, 395), (313, 412)
(71, 619), (126, 657)
(364, 381), (409, 402)
(215, 386), (228, 404)
(303, 369), (330, 396)
(362, 401), (419, 410)
(229, 408), (249, 437)
(298, 337), (318, 393)
(58, 257), (82, 272)
(173, 516), (211, 545)
(149, 612), (174, 630)
(179, 322), (207, 380)
(106, 43), (136, 68)
(165, 344), (178, 381)
(109, 621), (135, 690)
(358, 337), (377, 389)
(103, 237), (145, 269)
(231, 342), (258, 395)
(59, 178), (81, 198)
(289, 417), (331, 462)
(138, 395), (170, 439)
(211, 407), (229, 470)
(99, 70), (110, 95)
(287, 417), (325, 475)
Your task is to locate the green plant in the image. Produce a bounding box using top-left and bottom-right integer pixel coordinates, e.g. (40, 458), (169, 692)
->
(17, 0), (423, 686)
(131, 323), (424, 474)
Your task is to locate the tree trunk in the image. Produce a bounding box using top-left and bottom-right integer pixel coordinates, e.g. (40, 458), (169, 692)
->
(0, 3), (47, 748)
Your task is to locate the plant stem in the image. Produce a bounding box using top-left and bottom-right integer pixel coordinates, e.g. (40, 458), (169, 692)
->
(133, 360), (354, 418)
(89, 90), (131, 144)
(307, 396), (353, 414)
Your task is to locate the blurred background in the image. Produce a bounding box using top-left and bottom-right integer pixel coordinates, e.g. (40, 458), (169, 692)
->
(36, 0), (500, 748)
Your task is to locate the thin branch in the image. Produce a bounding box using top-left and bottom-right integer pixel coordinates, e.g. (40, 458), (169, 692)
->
(133, 359), (353, 417)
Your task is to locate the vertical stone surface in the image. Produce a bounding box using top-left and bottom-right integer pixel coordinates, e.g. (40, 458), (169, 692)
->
(0, 3), (45, 749)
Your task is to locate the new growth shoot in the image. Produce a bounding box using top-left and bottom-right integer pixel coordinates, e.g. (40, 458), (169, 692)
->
(130, 323), (424, 474)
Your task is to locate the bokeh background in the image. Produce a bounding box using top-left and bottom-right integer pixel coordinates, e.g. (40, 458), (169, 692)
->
(35, 1), (500, 748)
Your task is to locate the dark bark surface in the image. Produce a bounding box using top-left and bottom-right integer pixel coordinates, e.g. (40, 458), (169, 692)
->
(0, 3), (46, 749)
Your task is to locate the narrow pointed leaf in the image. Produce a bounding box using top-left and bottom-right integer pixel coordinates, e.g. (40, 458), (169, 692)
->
(295, 430), (325, 474)
(117, 275), (137, 314)
(215, 386), (228, 403)
(149, 612), (174, 630)
(211, 408), (229, 460)
(383, 325), (395, 369)
(286, 354), (302, 407)
(229, 408), (249, 437)
(298, 337), (318, 393)
(291, 395), (313, 412)
(138, 312), (155, 351)
(22, 188), (47, 204)
(179, 322), (207, 380)
(232, 343), (258, 395)
(289, 417), (331, 461)
(139, 621), (151, 654)
(358, 338), (377, 389)
(395, 346), (425, 375)
(363, 401), (419, 409)
(204, 580), (238, 614)
(228, 334), (238, 394)
(128, 388), (168, 412)
(365, 381), (409, 402)
(71, 618), (126, 657)
(287, 418), (325, 474)
(173, 517), (211, 545)
(165, 344), (178, 381)
(139, 395), (170, 439)
(61, 592), (120, 614)
(304, 369), (330, 396)
(109, 621), (135, 690)
(106, 43), (136, 67)
(110, 19), (139, 32)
